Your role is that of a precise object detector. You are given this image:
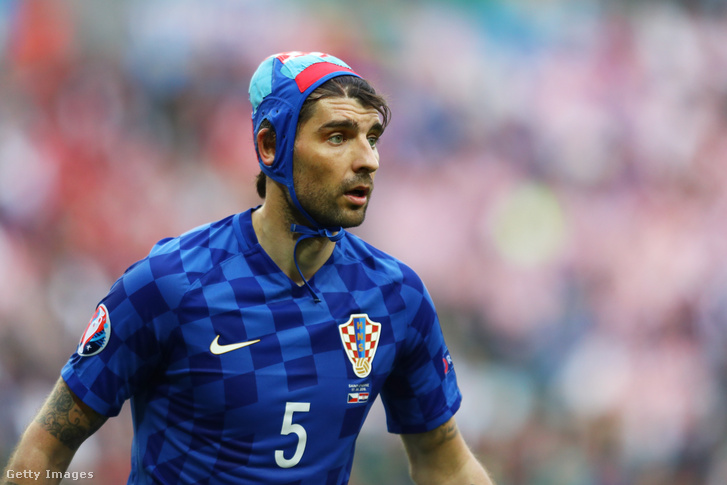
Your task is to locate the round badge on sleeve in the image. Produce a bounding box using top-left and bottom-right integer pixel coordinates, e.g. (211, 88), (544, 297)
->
(78, 304), (111, 357)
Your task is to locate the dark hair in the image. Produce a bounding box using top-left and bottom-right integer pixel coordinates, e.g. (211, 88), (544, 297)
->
(255, 75), (390, 198)
(298, 75), (390, 130)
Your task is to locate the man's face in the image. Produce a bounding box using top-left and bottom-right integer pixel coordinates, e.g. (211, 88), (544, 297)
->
(291, 96), (383, 229)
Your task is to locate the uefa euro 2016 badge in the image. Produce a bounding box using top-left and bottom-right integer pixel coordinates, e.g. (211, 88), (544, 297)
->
(338, 314), (381, 378)
(78, 304), (111, 357)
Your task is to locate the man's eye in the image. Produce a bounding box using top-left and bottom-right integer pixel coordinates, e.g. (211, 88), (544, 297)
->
(329, 134), (344, 144)
(368, 136), (379, 148)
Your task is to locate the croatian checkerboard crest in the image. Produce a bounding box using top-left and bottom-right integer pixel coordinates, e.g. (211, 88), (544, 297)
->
(338, 314), (381, 378)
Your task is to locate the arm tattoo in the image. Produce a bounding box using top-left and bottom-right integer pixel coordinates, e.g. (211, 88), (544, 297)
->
(434, 420), (459, 444)
(34, 382), (106, 450)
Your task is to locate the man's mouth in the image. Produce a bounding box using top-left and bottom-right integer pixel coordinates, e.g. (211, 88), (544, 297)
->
(347, 187), (369, 197)
(344, 186), (371, 206)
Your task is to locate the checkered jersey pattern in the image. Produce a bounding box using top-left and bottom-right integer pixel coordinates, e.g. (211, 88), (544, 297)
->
(61, 209), (461, 485)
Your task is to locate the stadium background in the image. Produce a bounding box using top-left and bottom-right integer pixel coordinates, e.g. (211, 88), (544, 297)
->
(1, 0), (727, 483)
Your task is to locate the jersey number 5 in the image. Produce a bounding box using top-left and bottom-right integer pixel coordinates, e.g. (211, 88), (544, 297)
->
(275, 402), (311, 468)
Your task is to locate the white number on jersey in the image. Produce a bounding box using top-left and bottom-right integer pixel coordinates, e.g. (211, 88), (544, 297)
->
(275, 402), (311, 468)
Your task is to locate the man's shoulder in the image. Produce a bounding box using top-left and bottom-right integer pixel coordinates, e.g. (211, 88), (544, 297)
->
(149, 213), (240, 267)
(116, 213), (243, 297)
(339, 232), (425, 290)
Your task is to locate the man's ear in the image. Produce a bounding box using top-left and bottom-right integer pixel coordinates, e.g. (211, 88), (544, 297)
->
(256, 127), (276, 167)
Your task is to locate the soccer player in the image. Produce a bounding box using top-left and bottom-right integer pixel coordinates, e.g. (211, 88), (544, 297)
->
(3, 52), (494, 484)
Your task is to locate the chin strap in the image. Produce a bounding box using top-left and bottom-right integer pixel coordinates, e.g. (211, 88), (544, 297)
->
(290, 224), (346, 303)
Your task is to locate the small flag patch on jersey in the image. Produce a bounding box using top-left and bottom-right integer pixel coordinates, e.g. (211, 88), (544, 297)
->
(348, 393), (369, 404)
(78, 304), (111, 357)
(443, 350), (454, 375)
(339, 314), (381, 378)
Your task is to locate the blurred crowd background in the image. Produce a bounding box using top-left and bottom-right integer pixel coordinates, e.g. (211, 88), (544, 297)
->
(1, 0), (727, 483)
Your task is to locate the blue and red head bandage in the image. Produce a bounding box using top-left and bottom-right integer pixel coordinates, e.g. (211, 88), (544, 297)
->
(249, 51), (361, 232)
(249, 52), (363, 301)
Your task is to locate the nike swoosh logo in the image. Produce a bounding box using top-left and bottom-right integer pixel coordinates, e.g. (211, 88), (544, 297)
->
(210, 335), (261, 355)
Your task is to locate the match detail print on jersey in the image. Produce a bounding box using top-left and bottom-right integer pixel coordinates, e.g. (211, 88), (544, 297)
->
(78, 304), (111, 357)
(209, 336), (262, 355)
(338, 314), (381, 378)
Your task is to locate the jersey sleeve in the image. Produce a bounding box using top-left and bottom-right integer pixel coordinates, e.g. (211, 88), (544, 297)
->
(379, 270), (462, 434)
(61, 246), (184, 417)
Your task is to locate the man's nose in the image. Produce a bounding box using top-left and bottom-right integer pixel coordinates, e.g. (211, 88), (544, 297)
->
(352, 136), (379, 173)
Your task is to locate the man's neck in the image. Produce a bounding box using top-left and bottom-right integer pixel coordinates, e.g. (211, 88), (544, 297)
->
(251, 203), (336, 285)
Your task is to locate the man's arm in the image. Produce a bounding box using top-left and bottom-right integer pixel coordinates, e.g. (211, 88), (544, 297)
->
(2, 377), (107, 485)
(400, 417), (495, 485)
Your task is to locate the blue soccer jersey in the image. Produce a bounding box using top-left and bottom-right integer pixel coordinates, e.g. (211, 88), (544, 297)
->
(61, 208), (462, 484)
